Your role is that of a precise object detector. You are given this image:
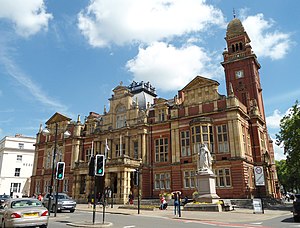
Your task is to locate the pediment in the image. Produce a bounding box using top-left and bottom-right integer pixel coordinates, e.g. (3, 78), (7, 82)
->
(181, 76), (219, 92)
(46, 112), (71, 125)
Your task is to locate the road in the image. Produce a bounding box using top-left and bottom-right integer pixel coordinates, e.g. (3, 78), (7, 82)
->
(48, 210), (299, 228)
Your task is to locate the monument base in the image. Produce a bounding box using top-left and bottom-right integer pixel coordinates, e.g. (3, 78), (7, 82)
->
(195, 172), (220, 203)
(184, 203), (222, 212)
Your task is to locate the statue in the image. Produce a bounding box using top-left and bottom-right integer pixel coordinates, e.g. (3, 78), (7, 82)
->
(198, 144), (213, 173)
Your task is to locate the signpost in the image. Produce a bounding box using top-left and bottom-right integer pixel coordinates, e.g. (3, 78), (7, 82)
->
(254, 166), (265, 214)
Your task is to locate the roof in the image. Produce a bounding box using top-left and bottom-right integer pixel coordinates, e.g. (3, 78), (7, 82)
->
(226, 18), (245, 38)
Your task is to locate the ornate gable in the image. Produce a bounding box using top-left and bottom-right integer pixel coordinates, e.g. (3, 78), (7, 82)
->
(46, 112), (71, 125)
(179, 76), (221, 105)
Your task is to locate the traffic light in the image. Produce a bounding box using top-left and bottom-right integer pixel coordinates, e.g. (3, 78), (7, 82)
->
(56, 162), (65, 180)
(88, 156), (95, 177)
(95, 154), (105, 176)
(133, 170), (139, 186)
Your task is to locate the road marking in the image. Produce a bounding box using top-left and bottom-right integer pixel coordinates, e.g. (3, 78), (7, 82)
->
(123, 226), (136, 228)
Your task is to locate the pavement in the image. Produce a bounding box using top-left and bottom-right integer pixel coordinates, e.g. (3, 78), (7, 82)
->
(63, 203), (293, 227)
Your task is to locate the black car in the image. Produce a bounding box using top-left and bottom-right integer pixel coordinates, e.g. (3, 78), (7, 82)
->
(0, 194), (10, 204)
(293, 194), (300, 222)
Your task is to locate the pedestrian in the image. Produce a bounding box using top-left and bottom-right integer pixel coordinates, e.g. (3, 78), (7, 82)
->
(173, 192), (179, 215)
(129, 192), (134, 205)
(38, 194), (43, 201)
(160, 196), (168, 210)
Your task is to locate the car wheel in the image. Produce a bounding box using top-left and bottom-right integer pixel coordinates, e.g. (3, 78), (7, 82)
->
(294, 216), (300, 222)
(39, 225), (48, 228)
(70, 209), (75, 213)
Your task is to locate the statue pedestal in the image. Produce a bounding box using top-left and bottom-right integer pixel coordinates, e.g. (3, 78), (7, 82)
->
(195, 172), (220, 204)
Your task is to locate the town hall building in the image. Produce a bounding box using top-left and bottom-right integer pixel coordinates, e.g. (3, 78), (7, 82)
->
(30, 17), (279, 203)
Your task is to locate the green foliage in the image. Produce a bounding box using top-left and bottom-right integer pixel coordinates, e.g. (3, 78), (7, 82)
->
(276, 100), (300, 192)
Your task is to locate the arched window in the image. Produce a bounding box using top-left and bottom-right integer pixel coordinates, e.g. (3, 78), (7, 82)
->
(232, 44), (235, 52)
(239, 42), (243, 51)
(236, 43), (239, 51)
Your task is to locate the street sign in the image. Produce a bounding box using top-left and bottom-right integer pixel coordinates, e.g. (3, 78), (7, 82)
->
(254, 166), (265, 186)
(253, 198), (263, 214)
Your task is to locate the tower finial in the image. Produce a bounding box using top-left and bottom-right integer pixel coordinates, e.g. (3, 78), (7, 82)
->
(233, 8), (236, 18)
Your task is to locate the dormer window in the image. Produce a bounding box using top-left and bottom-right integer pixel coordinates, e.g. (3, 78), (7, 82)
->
(158, 109), (166, 122)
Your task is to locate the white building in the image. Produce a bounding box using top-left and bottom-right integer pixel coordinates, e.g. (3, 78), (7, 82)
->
(0, 134), (35, 198)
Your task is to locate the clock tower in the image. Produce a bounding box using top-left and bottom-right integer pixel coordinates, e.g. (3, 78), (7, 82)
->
(221, 17), (265, 121)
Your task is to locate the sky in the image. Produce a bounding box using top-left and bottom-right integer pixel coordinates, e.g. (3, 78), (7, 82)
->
(0, 0), (299, 161)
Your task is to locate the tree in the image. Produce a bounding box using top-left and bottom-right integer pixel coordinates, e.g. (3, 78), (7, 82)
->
(275, 160), (293, 193)
(276, 100), (300, 192)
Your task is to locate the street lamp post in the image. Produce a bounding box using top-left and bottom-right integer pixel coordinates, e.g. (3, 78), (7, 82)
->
(43, 123), (70, 216)
(45, 123), (58, 216)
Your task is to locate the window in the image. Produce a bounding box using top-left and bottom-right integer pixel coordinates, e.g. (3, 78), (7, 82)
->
(215, 168), (231, 187)
(260, 131), (266, 151)
(133, 141), (138, 159)
(79, 175), (86, 194)
(115, 143), (125, 157)
(44, 180), (50, 194)
(217, 125), (229, 153)
(17, 155), (22, 162)
(63, 179), (69, 192)
(191, 124), (214, 154)
(14, 168), (21, 177)
(85, 148), (92, 162)
(180, 131), (190, 156)
(35, 181), (41, 194)
(158, 109), (166, 122)
(155, 138), (169, 162)
(18, 143), (24, 149)
(10, 183), (21, 193)
(183, 170), (196, 189)
(45, 149), (52, 169)
(154, 173), (170, 190)
(116, 105), (126, 128)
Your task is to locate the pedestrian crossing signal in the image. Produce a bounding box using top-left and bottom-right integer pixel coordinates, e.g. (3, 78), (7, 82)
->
(56, 162), (65, 180)
(95, 154), (105, 176)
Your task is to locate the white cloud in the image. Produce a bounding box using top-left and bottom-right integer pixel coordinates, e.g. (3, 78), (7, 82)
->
(266, 109), (283, 129)
(0, 0), (53, 37)
(126, 42), (223, 92)
(78, 0), (225, 47)
(242, 13), (292, 60)
(273, 140), (285, 161)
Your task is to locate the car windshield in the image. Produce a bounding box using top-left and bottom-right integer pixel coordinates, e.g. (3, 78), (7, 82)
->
(57, 194), (70, 199)
(0, 195), (9, 199)
(11, 200), (42, 208)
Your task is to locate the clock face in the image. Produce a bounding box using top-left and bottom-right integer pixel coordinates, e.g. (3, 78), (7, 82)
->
(235, 70), (244, 78)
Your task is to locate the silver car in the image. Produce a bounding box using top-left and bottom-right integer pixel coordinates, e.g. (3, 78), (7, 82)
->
(0, 198), (49, 228)
(43, 193), (76, 213)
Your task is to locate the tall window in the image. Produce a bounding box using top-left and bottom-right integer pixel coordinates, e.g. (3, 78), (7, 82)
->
(85, 148), (92, 162)
(180, 131), (190, 156)
(158, 109), (166, 122)
(215, 168), (231, 187)
(63, 179), (69, 193)
(79, 175), (86, 194)
(17, 155), (22, 162)
(35, 181), (41, 194)
(44, 180), (50, 193)
(116, 105), (126, 128)
(217, 125), (229, 153)
(155, 138), (168, 162)
(260, 131), (266, 151)
(133, 141), (138, 159)
(154, 173), (170, 190)
(45, 149), (52, 169)
(10, 183), (21, 193)
(191, 124), (214, 154)
(14, 168), (21, 177)
(115, 143), (125, 157)
(183, 170), (196, 189)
